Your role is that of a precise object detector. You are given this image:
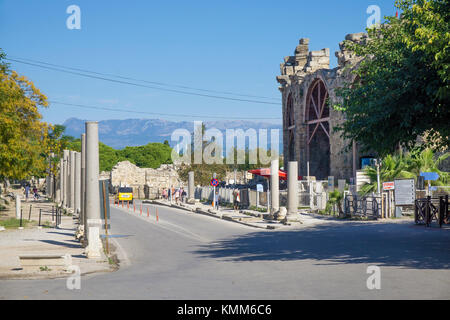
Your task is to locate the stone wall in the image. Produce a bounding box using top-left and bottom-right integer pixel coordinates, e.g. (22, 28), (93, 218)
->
(109, 161), (183, 199)
(277, 33), (370, 181)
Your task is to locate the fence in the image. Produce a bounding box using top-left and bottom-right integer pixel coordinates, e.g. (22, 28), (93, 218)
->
(415, 195), (449, 227)
(193, 181), (329, 210)
(344, 194), (381, 219)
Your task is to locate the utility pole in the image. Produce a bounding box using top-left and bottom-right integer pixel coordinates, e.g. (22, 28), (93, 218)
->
(85, 122), (103, 259)
(374, 159), (381, 195)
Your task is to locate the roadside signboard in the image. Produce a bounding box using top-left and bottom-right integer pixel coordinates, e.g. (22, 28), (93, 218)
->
(256, 184), (263, 192)
(383, 181), (395, 191)
(394, 179), (415, 205)
(420, 172), (439, 181)
(210, 178), (219, 187)
(327, 176), (335, 191)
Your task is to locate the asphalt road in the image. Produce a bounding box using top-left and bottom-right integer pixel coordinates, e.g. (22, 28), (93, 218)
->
(0, 202), (449, 299)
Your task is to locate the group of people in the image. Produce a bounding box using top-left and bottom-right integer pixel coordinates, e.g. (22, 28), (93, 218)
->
(22, 184), (40, 201)
(213, 188), (241, 211)
(161, 187), (187, 204)
(160, 186), (241, 212)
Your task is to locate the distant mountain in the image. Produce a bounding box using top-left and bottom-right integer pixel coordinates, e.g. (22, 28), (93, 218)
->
(62, 118), (283, 151)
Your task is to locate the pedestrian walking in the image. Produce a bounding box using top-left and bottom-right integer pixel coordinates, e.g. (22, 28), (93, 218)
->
(174, 188), (180, 204)
(233, 189), (240, 210)
(24, 185), (30, 202)
(32, 186), (39, 200)
(214, 191), (220, 211)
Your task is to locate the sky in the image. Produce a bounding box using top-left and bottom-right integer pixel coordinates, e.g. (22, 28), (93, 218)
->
(0, 0), (397, 125)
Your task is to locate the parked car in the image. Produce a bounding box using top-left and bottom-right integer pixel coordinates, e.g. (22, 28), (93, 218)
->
(115, 187), (133, 204)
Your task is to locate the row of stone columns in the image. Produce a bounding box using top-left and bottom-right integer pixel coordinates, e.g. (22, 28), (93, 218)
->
(269, 159), (299, 222)
(57, 122), (102, 259)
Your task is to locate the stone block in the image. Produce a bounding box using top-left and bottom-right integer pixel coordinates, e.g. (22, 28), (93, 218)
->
(295, 44), (309, 54)
(299, 38), (309, 45)
(345, 32), (366, 42)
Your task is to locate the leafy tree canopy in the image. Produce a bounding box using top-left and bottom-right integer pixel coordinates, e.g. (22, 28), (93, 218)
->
(0, 49), (50, 180)
(335, 0), (449, 155)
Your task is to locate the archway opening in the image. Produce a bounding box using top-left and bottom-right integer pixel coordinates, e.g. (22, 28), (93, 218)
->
(306, 79), (330, 180)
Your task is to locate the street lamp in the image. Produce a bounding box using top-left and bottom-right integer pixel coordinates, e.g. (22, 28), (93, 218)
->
(373, 159), (381, 195)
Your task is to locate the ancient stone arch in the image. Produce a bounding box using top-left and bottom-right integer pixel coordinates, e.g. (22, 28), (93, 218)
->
(305, 79), (330, 179)
(277, 33), (367, 181)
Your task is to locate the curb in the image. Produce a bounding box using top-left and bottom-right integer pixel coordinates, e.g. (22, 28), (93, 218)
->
(147, 200), (279, 229)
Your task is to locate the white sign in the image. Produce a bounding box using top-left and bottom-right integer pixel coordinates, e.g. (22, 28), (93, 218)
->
(256, 184), (263, 192)
(394, 179), (415, 205)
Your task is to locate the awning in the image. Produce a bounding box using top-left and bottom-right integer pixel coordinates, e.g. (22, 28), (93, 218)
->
(248, 168), (301, 181)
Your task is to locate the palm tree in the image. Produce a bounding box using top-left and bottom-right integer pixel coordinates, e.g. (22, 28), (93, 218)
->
(360, 154), (415, 195)
(407, 148), (449, 185)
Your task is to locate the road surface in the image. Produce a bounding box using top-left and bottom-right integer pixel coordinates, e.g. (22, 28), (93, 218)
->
(0, 202), (449, 299)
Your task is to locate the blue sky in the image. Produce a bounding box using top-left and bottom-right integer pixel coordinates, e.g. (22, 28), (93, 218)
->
(0, 0), (397, 125)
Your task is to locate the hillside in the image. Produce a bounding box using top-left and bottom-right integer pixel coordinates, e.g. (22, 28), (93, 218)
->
(62, 118), (283, 150)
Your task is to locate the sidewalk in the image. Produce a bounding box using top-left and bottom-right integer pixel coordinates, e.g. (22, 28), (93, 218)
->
(147, 198), (334, 230)
(0, 192), (116, 280)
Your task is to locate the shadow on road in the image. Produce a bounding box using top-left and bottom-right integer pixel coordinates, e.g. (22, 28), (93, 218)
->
(193, 221), (450, 270)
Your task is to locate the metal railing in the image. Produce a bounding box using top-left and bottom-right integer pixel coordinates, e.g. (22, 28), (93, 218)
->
(344, 194), (380, 219)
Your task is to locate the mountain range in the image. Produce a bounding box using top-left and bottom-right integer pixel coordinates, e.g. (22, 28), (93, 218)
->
(62, 118), (283, 151)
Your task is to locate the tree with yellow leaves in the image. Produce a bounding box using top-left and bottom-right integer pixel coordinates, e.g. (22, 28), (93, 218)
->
(0, 49), (50, 181)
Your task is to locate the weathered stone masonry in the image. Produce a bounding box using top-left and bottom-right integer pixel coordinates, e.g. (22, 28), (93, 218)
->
(277, 33), (372, 181)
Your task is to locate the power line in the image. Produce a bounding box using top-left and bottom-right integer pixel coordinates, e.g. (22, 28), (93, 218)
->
(48, 100), (282, 121)
(6, 58), (280, 106)
(9, 56), (279, 101)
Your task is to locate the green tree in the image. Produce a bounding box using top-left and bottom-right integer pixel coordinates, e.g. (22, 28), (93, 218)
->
(360, 154), (415, 195)
(335, 0), (449, 155)
(407, 148), (449, 185)
(0, 49), (50, 180)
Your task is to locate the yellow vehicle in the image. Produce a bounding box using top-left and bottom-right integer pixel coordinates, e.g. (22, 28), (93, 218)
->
(115, 187), (133, 204)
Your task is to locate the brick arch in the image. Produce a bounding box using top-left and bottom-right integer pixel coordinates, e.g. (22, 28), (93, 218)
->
(305, 78), (330, 179)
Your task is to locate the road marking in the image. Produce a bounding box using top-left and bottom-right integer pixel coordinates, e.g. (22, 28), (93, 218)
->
(113, 206), (210, 243)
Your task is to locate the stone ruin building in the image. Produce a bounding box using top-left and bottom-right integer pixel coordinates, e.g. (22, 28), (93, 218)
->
(277, 33), (373, 181)
(108, 161), (183, 199)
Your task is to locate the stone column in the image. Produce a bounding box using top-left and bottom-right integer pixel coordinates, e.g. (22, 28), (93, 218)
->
(57, 158), (63, 204)
(15, 194), (21, 219)
(85, 122), (103, 258)
(63, 150), (70, 208)
(270, 159), (279, 218)
(188, 171), (195, 203)
(286, 161), (299, 221)
(75, 152), (81, 214)
(69, 151), (76, 211)
(81, 134), (86, 233)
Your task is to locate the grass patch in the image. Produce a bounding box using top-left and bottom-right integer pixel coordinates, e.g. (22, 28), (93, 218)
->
(0, 218), (32, 229)
(39, 266), (51, 272)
